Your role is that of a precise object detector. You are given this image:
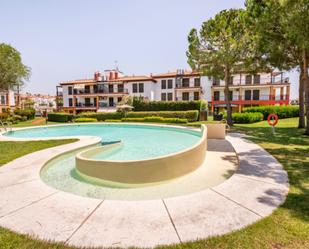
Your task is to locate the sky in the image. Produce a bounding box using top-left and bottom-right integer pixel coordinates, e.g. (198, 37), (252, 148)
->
(0, 0), (299, 98)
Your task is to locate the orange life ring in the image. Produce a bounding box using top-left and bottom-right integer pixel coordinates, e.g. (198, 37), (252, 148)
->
(267, 114), (279, 126)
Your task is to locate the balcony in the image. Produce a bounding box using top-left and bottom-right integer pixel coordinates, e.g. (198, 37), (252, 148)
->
(75, 103), (97, 109)
(211, 78), (290, 87)
(212, 94), (289, 105)
(175, 83), (201, 90)
(73, 88), (128, 95)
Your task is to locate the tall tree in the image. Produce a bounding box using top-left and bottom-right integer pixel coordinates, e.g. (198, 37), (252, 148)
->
(246, 0), (309, 133)
(0, 43), (30, 91)
(187, 9), (262, 126)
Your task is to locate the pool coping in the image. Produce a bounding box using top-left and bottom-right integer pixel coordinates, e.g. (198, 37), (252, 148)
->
(0, 124), (289, 248)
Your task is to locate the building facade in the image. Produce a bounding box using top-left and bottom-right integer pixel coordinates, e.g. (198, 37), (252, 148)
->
(0, 89), (19, 113)
(58, 69), (290, 114)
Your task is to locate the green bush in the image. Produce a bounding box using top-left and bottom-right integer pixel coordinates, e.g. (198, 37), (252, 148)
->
(105, 119), (122, 122)
(243, 105), (299, 120)
(132, 98), (203, 112)
(126, 110), (198, 122)
(47, 113), (74, 122)
(121, 116), (188, 124)
(0, 113), (9, 120)
(14, 108), (35, 120)
(78, 112), (122, 121)
(75, 117), (97, 122)
(77, 110), (198, 122)
(225, 112), (264, 124)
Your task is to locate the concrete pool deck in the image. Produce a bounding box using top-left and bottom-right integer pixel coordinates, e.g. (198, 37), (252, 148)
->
(0, 133), (289, 248)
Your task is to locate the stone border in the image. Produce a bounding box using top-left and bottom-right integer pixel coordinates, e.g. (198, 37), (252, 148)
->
(0, 128), (289, 248)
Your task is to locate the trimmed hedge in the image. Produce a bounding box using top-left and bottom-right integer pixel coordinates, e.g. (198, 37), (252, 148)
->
(126, 110), (198, 122)
(47, 113), (74, 122)
(77, 110), (199, 122)
(226, 112), (264, 124)
(243, 105), (299, 120)
(133, 98), (204, 112)
(121, 117), (188, 124)
(78, 112), (122, 121)
(14, 108), (35, 120)
(75, 117), (97, 122)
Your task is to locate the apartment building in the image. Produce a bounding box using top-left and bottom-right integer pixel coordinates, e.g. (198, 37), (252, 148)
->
(0, 89), (19, 113)
(58, 69), (290, 114)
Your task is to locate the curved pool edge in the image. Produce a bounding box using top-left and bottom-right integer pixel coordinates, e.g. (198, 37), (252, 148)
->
(0, 132), (289, 249)
(75, 125), (207, 185)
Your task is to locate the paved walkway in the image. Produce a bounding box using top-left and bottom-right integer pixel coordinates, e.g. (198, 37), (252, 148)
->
(0, 133), (289, 248)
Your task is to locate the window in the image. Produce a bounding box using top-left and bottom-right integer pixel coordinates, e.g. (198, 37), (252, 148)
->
(132, 83), (138, 93)
(0, 95), (5, 104)
(68, 86), (73, 95)
(194, 92), (199, 100)
(69, 98), (73, 107)
(161, 80), (166, 89)
(118, 84), (124, 93)
(117, 97), (122, 103)
(85, 98), (91, 106)
(167, 92), (173, 101)
(85, 85), (90, 93)
(245, 75), (252, 85)
(213, 78), (220, 86)
(182, 92), (189, 101)
(167, 79), (173, 89)
(161, 93), (167, 101)
(138, 83), (144, 93)
(229, 76), (233, 85)
(253, 90), (260, 100)
(94, 97), (97, 107)
(214, 91), (220, 101)
(194, 78), (200, 87)
(245, 90), (251, 100)
(108, 84), (114, 93)
(229, 91), (233, 101)
(253, 74), (260, 84)
(93, 85), (98, 93)
(182, 78), (190, 87)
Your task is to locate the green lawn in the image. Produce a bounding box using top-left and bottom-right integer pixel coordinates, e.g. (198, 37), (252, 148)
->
(0, 117), (308, 249)
(10, 117), (62, 128)
(0, 139), (78, 166)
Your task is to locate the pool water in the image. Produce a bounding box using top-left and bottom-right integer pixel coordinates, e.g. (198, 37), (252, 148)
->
(5, 124), (201, 160)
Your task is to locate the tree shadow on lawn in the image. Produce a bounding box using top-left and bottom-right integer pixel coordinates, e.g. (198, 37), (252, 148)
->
(231, 126), (309, 223)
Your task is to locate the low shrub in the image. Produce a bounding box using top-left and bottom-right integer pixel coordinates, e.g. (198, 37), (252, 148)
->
(121, 116), (188, 124)
(126, 110), (198, 122)
(226, 112), (264, 124)
(243, 105), (299, 120)
(78, 112), (122, 121)
(0, 113), (9, 120)
(132, 98), (204, 112)
(75, 117), (97, 122)
(105, 119), (122, 122)
(14, 108), (35, 120)
(47, 113), (74, 122)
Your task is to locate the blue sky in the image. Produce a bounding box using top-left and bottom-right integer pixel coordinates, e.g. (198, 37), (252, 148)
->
(0, 0), (298, 98)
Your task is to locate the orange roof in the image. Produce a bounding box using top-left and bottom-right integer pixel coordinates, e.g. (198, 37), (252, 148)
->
(60, 79), (96, 85)
(152, 70), (200, 78)
(115, 75), (156, 82)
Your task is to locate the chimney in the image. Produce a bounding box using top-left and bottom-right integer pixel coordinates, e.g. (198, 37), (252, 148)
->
(97, 72), (102, 81)
(115, 71), (118, 79)
(94, 72), (98, 81)
(109, 71), (113, 80)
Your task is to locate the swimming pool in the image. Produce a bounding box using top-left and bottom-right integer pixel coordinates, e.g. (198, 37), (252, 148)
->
(5, 124), (202, 160)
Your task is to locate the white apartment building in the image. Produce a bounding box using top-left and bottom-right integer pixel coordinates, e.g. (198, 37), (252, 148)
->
(0, 90), (17, 113)
(58, 69), (290, 114)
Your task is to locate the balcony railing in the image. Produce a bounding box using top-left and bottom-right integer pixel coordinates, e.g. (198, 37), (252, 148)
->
(212, 78), (289, 87)
(75, 103), (96, 108)
(176, 83), (201, 88)
(74, 88), (128, 95)
(213, 94), (289, 102)
(175, 96), (200, 101)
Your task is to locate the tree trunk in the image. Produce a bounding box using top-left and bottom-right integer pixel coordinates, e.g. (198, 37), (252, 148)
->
(298, 64), (305, 128)
(224, 65), (233, 126)
(303, 49), (309, 135)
